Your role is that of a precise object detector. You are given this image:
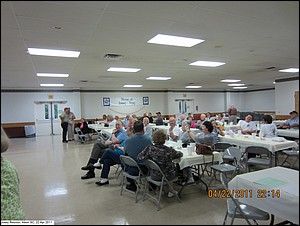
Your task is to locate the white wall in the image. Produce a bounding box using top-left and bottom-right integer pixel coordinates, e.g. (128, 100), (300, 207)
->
(0, 88), (289, 124)
(242, 90), (275, 112)
(275, 79), (299, 115)
(1, 92), (81, 123)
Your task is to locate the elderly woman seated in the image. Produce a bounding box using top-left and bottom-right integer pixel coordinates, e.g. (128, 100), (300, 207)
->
(138, 129), (183, 197)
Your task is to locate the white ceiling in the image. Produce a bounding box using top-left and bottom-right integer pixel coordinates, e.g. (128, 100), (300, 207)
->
(1, 1), (299, 92)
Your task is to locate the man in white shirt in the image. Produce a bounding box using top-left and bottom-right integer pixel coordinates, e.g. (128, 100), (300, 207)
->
(237, 114), (257, 135)
(167, 117), (181, 142)
(259, 115), (278, 138)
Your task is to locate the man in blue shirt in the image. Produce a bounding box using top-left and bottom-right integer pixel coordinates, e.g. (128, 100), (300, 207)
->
(124, 120), (152, 191)
(281, 111), (299, 129)
(81, 120), (127, 179)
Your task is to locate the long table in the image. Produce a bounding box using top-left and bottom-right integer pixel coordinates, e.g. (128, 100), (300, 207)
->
(228, 167), (299, 224)
(277, 129), (299, 139)
(219, 134), (298, 166)
(165, 141), (223, 195)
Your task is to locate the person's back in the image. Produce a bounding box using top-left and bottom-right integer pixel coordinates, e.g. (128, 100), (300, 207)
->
(1, 127), (25, 220)
(124, 121), (152, 163)
(140, 144), (181, 180)
(259, 115), (278, 138)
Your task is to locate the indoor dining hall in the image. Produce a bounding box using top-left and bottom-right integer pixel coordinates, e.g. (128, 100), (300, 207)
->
(1, 1), (299, 225)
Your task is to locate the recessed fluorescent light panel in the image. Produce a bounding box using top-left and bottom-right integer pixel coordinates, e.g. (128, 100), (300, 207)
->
(28, 48), (80, 58)
(227, 83), (245, 87)
(189, 61), (225, 67)
(107, 67), (141, 72)
(40, 84), (64, 87)
(123, 85), (143, 88)
(220, 79), (241, 83)
(279, 68), (299, 73)
(37, 73), (69, 77)
(233, 86), (247, 89)
(147, 34), (204, 47)
(146, 77), (172, 80)
(185, 86), (202, 89)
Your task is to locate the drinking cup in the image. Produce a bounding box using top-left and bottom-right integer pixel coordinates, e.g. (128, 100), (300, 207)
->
(187, 146), (193, 156)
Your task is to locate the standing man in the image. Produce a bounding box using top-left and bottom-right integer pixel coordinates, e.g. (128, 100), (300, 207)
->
(227, 104), (238, 124)
(67, 108), (76, 141)
(59, 107), (70, 143)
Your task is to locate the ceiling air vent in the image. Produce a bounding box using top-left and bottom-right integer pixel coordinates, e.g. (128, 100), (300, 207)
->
(104, 54), (124, 60)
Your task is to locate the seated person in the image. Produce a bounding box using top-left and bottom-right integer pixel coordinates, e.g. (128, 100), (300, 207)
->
(187, 115), (196, 128)
(76, 118), (90, 134)
(188, 121), (216, 146)
(124, 120), (153, 192)
(154, 112), (164, 126)
(138, 129), (183, 198)
(179, 121), (194, 146)
(177, 114), (186, 127)
(279, 111), (299, 129)
(95, 126), (134, 186)
(147, 112), (154, 123)
(167, 117), (181, 142)
(211, 120), (225, 143)
(259, 115), (278, 138)
(196, 113), (207, 129)
(237, 114), (257, 135)
(80, 121), (127, 180)
(143, 117), (153, 138)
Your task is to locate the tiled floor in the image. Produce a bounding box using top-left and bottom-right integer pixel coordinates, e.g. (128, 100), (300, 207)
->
(3, 135), (296, 225)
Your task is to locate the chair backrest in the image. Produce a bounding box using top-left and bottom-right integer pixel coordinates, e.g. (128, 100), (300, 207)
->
(144, 159), (164, 176)
(224, 147), (243, 163)
(120, 155), (140, 169)
(75, 127), (83, 135)
(213, 142), (233, 152)
(245, 146), (271, 158)
(220, 173), (252, 225)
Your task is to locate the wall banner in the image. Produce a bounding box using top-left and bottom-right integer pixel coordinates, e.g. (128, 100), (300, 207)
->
(110, 97), (142, 106)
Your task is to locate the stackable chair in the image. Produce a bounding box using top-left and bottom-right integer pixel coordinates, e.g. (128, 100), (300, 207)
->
(119, 155), (146, 203)
(213, 142), (234, 153)
(75, 127), (89, 144)
(245, 146), (272, 172)
(280, 149), (299, 169)
(221, 173), (270, 225)
(208, 147), (243, 186)
(143, 159), (181, 211)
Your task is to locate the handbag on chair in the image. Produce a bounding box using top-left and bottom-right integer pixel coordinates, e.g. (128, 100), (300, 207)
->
(195, 143), (213, 155)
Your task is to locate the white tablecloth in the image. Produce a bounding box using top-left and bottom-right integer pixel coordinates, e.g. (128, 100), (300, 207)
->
(165, 141), (223, 169)
(219, 135), (298, 154)
(277, 129), (299, 139)
(273, 120), (286, 126)
(229, 167), (299, 224)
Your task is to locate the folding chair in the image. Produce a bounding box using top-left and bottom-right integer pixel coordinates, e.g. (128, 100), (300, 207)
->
(280, 149), (299, 169)
(208, 147), (243, 186)
(75, 127), (89, 144)
(119, 155), (145, 203)
(220, 173), (270, 225)
(213, 142), (233, 153)
(245, 146), (272, 172)
(143, 159), (181, 211)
